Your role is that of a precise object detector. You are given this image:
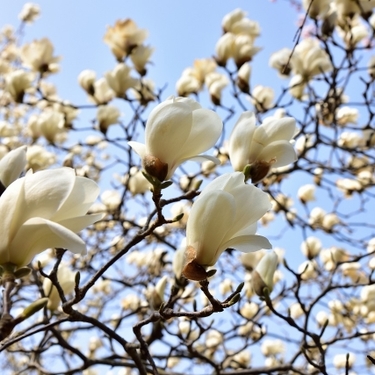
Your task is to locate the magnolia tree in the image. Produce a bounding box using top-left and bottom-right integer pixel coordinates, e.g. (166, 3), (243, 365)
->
(1, 1), (375, 374)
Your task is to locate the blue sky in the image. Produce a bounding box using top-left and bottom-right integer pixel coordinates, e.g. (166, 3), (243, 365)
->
(1, 1), (300, 104)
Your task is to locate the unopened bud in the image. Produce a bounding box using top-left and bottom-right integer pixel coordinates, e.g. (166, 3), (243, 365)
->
(252, 251), (278, 297)
(17, 298), (49, 320)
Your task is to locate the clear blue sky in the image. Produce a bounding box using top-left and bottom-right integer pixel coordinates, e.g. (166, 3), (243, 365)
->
(1, 1), (299, 104)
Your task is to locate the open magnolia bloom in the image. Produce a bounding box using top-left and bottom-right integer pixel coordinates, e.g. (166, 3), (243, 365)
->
(228, 112), (297, 183)
(182, 172), (272, 281)
(129, 96), (223, 181)
(0, 168), (103, 268)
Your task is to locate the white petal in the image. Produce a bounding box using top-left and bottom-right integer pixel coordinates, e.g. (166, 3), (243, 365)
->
(257, 140), (297, 167)
(222, 234), (272, 253)
(128, 141), (147, 159)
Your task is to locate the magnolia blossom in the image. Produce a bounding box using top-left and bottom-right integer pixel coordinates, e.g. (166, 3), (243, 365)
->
(182, 172), (271, 281)
(290, 38), (332, 80)
(252, 250), (278, 297)
(251, 86), (274, 111)
(302, 0), (330, 19)
(129, 96), (222, 181)
(237, 63), (251, 93)
(78, 69), (96, 95)
(205, 72), (229, 105)
(5, 70), (34, 102)
(18, 3), (40, 23)
(103, 19), (148, 61)
(43, 264), (76, 310)
(336, 106), (359, 126)
(269, 48), (292, 77)
(20, 38), (60, 74)
(130, 44), (154, 75)
(104, 64), (137, 98)
(0, 168), (102, 268)
(228, 112), (297, 183)
(301, 237), (322, 259)
(96, 105), (120, 133)
(0, 146), (26, 188)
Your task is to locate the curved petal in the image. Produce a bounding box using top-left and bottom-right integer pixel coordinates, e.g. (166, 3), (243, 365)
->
(0, 146), (27, 187)
(199, 172), (244, 198)
(128, 141), (147, 159)
(229, 112), (256, 171)
(226, 183), (271, 238)
(9, 217), (87, 267)
(145, 102), (192, 162)
(180, 108), (222, 158)
(167, 155), (220, 179)
(58, 213), (104, 232)
(52, 177), (100, 221)
(221, 234), (272, 254)
(257, 140), (297, 167)
(259, 117), (296, 143)
(187, 190), (235, 266)
(23, 168), (76, 220)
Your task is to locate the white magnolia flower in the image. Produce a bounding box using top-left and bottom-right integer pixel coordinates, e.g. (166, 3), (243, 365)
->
(228, 112), (297, 183)
(18, 3), (41, 23)
(182, 172), (271, 281)
(252, 250), (278, 297)
(5, 70), (34, 102)
(290, 38), (332, 80)
(78, 69), (96, 94)
(0, 168), (102, 267)
(251, 85), (274, 111)
(43, 263), (76, 310)
(104, 19), (148, 61)
(129, 96), (222, 181)
(302, 0), (331, 19)
(0, 146), (27, 188)
(269, 48), (292, 77)
(104, 64), (137, 97)
(96, 105), (120, 133)
(130, 44), (154, 75)
(20, 38), (60, 74)
(298, 184), (316, 203)
(301, 237), (322, 259)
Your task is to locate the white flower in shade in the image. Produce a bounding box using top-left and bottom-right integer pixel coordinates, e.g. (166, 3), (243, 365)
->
(232, 34), (261, 68)
(240, 249), (266, 271)
(130, 44), (154, 75)
(261, 339), (285, 356)
(237, 63), (251, 93)
(222, 8), (247, 33)
(298, 260), (318, 280)
(289, 74), (306, 100)
(103, 19), (148, 61)
(252, 250), (278, 297)
(336, 106), (359, 126)
(128, 96), (222, 181)
(20, 38), (60, 74)
(301, 237), (322, 259)
(125, 167), (150, 196)
(96, 105), (120, 133)
(5, 70), (34, 102)
(182, 172), (271, 281)
(228, 112), (297, 183)
(251, 85), (274, 111)
(0, 168), (102, 268)
(205, 72), (229, 105)
(43, 263), (76, 310)
(101, 190), (121, 211)
(91, 78), (115, 104)
(302, 0), (331, 19)
(78, 69), (96, 95)
(269, 48), (292, 77)
(18, 3), (40, 23)
(104, 64), (137, 98)
(36, 110), (65, 143)
(290, 38), (332, 80)
(176, 68), (202, 96)
(26, 145), (56, 172)
(298, 184), (316, 203)
(333, 353), (356, 369)
(322, 212), (340, 231)
(215, 33), (235, 66)
(0, 146), (26, 188)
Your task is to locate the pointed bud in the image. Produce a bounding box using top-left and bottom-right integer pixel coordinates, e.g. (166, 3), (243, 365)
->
(17, 298), (49, 321)
(252, 251), (278, 297)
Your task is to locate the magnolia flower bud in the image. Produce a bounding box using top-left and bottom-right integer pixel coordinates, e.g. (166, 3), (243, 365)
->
(215, 33), (235, 66)
(5, 70), (34, 103)
(130, 44), (154, 75)
(252, 250), (278, 297)
(104, 64), (137, 98)
(301, 237), (322, 259)
(78, 70), (96, 95)
(298, 184), (316, 203)
(96, 105), (120, 134)
(237, 63), (251, 93)
(19, 3), (40, 23)
(150, 275), (168, 310)
(251, 85), (274, 111)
